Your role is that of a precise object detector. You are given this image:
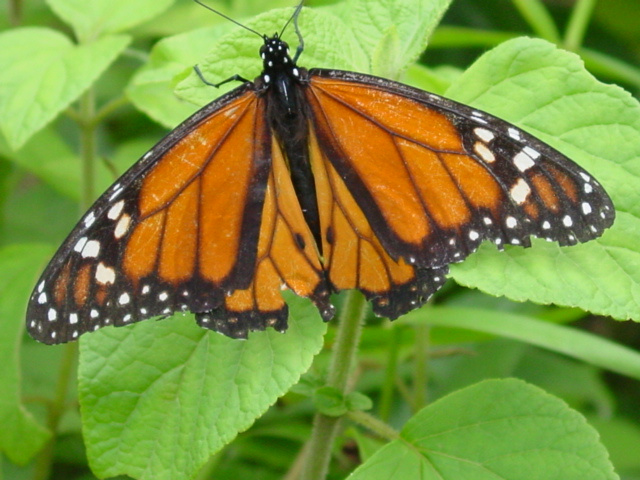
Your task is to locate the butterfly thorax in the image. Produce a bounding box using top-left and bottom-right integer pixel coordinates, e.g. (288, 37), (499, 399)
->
(257, 35), (323, 253)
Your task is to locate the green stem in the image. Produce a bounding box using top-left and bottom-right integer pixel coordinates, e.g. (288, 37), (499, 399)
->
(79, 87), (97, 210)
(511, 0), (560, 43)
(378, 325), (401, 422)
(32, 343), (78, 480)
(302, 290), (368, 480)
(412, 323), (429, 411)
(347, 410), (400, 442)
(564, 0), (598, 51)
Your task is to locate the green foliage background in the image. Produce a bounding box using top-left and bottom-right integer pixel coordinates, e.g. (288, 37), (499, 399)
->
(1, 0), (640, 479)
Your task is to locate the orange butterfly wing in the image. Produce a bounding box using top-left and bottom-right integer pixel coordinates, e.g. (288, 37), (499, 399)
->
(301, 70), (614, 318)
(27, 84), (328, 343)
(27, 62), (615, 344)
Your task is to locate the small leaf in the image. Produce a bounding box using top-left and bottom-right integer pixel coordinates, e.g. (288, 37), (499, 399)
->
(348, 379), (618, 480)
(314, 386), (348, 417)
(0, 28), (130, 149)
(345, 392), (373, 412)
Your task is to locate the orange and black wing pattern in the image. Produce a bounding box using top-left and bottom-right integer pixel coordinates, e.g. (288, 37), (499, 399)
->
(26, 31), (614, 344)
(27, 81), (330, 344)
(301, 69), (614, 318)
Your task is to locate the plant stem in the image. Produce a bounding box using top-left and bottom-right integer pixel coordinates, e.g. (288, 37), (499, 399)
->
(347, 410), (400, 442)
(32, 343), (78, 480)
(301, 290), (368, 480)
(378, 325), (401, 422)
(564, 0), (598, 51)
(79, 87), (97, 210)
(412, 323), (430, 411)
(511, 0), (560, 43)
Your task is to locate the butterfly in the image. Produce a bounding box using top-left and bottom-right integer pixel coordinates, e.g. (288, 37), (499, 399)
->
(26, 3), (615, 344)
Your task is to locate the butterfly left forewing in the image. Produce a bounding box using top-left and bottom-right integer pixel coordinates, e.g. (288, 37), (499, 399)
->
(26, 85), (277, 344)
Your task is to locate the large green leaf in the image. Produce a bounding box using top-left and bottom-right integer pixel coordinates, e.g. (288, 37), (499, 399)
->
(0, 28), (129, 150)
(348, 379), (617, 480)
(78, 294), (326, 480)
(442, 37), (639, 321)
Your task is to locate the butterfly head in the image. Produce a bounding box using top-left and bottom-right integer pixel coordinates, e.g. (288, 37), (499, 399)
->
(259, 35), (300, 84)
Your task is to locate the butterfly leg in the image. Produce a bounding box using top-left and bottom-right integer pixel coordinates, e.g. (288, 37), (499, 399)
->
(193, 65), (250, 88)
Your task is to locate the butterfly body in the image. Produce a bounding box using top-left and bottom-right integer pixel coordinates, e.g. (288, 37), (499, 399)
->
(26, 26), (614, 344)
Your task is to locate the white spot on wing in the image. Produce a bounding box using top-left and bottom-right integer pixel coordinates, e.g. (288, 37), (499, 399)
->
(474, 142), (496, 163)
(542, 221), (551, 230)
(523, 146), (541, 159)
(513, 151), (535, 172)
(95, 262), (116, 285)
(107, 200), (125, 220)
(563, 215), (573, 227)
(81, 240), (101, 258)
(109, 185), (124, 201)
(84, 212), (96, 227)
(474, 128), (495, 142)
(506, 216), (517, 228)
(582, 202), (592, 215)
(118, 292), (130, 305)
(508, 128), (521, 141)
(69, 313), (78, 324)
(38, 292), (47, 304)
(159, 291), (168, 301)
(74, 237), (88, 253)
(114, 214), (131, 239)
(510, 178), (531, 204)
(48, 308), (57, 321)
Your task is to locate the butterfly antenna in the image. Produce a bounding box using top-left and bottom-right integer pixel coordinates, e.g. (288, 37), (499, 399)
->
(280, 1), (305, 63)
(192, 0), (264, 38)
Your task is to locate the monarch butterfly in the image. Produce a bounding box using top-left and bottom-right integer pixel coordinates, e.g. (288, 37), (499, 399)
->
(26, 3), (614, 344)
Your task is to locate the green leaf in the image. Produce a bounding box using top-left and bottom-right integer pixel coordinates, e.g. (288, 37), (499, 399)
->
(348, 379), (618, 480)
(46, 0), (174, 40)
(345, 391), (373, 411)
(0, 28), (130, 150)
(0, 244), (53, 464)
(441, 37), (640, 321)
(452, 211), (639, 323)
(314, 386), (348, 417)
(176, 6), (367, 108)
(340, 0), (452, 77)
(78, 294), (326, 480)
(0, 127), (81, 200)
(127, 25), (231, 129)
